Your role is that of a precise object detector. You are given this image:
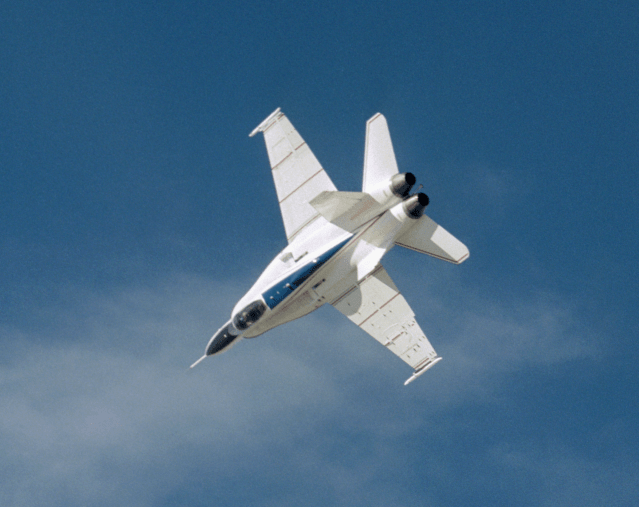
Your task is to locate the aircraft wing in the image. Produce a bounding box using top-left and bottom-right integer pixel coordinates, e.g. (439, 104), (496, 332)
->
(331, 264), (442, 385)
(250, 108), (338, 243)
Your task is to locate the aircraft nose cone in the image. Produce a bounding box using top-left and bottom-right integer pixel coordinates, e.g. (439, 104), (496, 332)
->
(205, 321), (241, 356)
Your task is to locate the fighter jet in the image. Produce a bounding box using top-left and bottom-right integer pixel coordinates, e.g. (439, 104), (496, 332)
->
(191, 108), (469, 385)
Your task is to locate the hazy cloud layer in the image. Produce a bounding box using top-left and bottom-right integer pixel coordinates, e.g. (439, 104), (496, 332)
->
(2, 271), (626, 506)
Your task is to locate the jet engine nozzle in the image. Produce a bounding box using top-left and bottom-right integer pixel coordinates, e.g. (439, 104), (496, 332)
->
(368, 172), (417, 204)
(403, 192), (429, 219)
(389, 172), (417, 198)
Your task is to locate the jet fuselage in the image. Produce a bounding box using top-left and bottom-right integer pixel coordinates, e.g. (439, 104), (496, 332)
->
(191, 109), (468, 385)
(205, 194), (426, 356)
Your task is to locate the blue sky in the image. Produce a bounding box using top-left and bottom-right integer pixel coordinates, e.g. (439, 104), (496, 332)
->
(1, 1), (638, 505)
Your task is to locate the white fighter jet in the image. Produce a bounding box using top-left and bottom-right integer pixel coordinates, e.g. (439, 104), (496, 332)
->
(191, 109), (469, 385)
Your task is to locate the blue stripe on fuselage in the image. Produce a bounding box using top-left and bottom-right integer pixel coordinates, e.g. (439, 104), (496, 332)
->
(262, 237), (351, 309)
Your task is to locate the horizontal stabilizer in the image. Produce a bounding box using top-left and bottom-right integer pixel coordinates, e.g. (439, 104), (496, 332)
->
(395, 215), (469, 264)
(309, 190), (384, 233)
(309, 191), (368, 222)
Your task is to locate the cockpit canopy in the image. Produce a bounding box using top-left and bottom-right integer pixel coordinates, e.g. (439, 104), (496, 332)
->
(233, 300), (267, 331)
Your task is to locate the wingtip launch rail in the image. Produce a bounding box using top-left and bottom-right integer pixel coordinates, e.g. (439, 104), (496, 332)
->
(249, 107), (281, 137)
(404, 356), (443, 385)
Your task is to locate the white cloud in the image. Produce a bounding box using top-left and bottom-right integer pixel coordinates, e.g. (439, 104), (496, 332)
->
(0, 271), (612, 506)
(1, 274), (355, 505)
(450, 290), (599, 367)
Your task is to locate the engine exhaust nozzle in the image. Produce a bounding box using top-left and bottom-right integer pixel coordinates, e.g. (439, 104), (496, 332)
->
(390, 172), (417, 197)
(403, 192), (429, 219)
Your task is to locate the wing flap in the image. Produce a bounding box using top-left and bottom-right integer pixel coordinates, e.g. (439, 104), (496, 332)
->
(331, 265), (440, 380)
(251, 109), (337, 242)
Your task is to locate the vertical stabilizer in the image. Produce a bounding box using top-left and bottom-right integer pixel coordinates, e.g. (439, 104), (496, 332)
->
(362, 113), (399, 193)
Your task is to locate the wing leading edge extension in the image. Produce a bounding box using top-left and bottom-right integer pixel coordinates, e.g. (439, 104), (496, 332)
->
(250, 108), (337, 243)
(331, 265), (442, 385)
